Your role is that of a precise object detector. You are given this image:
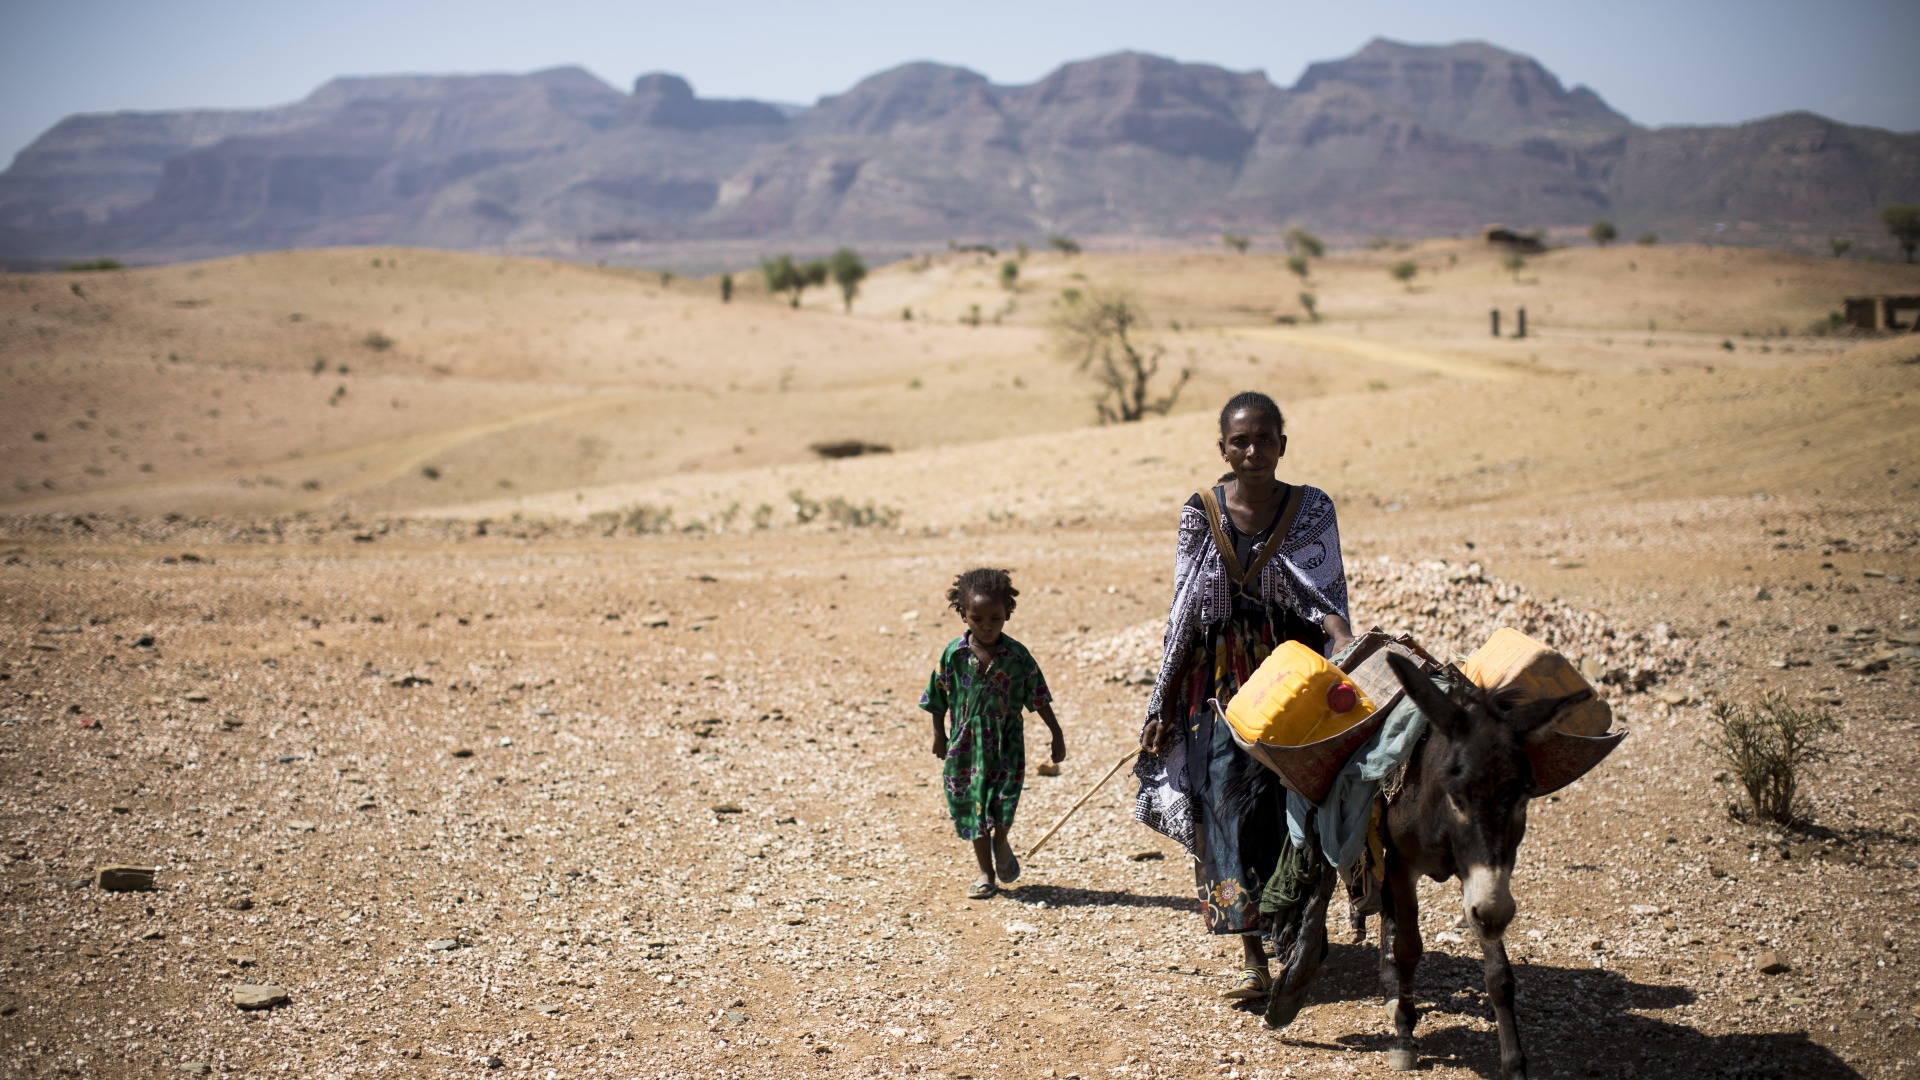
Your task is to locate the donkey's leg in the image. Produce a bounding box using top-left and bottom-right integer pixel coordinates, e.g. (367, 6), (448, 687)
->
(1264, 870), (1334, 1028)
(1378, 857), (1422, 1072)
(1481, 935), (1528, 1080)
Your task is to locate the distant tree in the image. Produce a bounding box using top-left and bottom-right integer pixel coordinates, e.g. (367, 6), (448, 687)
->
(829, 248), (867, 312)
(1285, 227), (1325, 258)
(1636, 232), (1659, 246)
(1589, 220), (1618, 247)
(999, 259), (1020, 290)
(1047, 234), (1081, 255)
(1390, 260), (1418, 289)
(1221, 232), (1250, 254)
(719, 272), (734, 303)
(761, 254), (828, 308)
(1285, 253), (1311, 282)
(1883, 204), (1920, 263)
(63, 258), (123, 272)
(1503, 252), (1527, 282)
(1015, 240), (1030, 260)
(1298, 291), (1318, 322)
(1049, 290), (1190, 424)
(1828, 236), (1853, 259)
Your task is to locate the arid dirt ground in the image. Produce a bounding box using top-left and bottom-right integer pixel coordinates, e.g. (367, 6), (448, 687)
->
(2, 242), (1919, 1078)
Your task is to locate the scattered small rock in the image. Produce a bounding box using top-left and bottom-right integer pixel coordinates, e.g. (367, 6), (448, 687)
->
(176, 1064), (211, 1076)
(482, 1056), (504, 1069)
(1128, 850), (1165, 862)
(96, 865), (155, 892)
(451, 748), (474, 758)
(286, 820), (316, 833)
(1757, 949), (1791, 975)
(711, 803), (744, 815)
(232, 983), (289, 1011)
(426, 939), (460, 952)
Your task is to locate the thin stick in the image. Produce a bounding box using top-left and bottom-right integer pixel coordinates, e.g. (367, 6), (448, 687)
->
(1025, 746), (1144, 859)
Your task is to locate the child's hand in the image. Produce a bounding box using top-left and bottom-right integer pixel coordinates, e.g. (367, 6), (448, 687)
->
(1050, 729), (1067, 764)
(931, 731), (948, 759)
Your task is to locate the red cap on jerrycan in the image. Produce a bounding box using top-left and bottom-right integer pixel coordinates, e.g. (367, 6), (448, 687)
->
(1326, 682), (1358, 714)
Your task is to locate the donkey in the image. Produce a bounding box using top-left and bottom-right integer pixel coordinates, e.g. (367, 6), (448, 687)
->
(1266, 651), (1596, 1080)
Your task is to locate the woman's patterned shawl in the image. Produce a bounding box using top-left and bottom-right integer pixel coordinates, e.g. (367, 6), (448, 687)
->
(1132, 484), (1350, 854)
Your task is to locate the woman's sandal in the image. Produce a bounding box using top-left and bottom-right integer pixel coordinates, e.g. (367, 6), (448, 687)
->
(1220, 966), (1271, 1001)
(966, 876), (997, 900)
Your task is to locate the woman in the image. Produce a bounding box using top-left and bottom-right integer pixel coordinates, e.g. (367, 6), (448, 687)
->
(1134, 390), (1353, 1000)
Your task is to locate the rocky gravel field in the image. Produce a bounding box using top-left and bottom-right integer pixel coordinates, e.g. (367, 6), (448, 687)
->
(1, 507), (1915, 1079)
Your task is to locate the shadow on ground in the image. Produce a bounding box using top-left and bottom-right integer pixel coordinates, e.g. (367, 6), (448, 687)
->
(1002, 884), (1199, 912)
(1271, 942), (1862, 1079)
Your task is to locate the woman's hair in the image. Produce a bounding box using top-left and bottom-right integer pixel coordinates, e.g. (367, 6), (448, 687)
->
(946, 567), (1018, 615)
(1218, 390), (1285, 438)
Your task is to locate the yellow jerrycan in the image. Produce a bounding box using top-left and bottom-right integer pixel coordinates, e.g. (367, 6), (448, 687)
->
(1461, 627), (1613, 736)
(1224, 640), (1376, 748)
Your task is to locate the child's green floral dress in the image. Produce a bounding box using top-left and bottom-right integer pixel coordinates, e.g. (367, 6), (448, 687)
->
(920, 633), (1051, 841)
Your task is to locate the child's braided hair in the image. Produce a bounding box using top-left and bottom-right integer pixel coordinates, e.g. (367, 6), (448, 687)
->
(946, 567), (1018, 616)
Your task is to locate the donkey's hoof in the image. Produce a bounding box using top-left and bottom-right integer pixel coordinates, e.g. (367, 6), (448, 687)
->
(1386, 1047), (1417, 1072)
(1263, 991), (1307, 1030)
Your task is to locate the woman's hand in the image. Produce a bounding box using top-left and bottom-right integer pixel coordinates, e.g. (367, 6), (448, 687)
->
(1141, 696), (1179, 754)
(1324, 613), (1356, 658)
(931, 727), (948, 760)
(1050, 729), (1067, 764)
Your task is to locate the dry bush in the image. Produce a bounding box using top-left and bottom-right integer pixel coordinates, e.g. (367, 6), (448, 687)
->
(1702, 691), (1840, 825)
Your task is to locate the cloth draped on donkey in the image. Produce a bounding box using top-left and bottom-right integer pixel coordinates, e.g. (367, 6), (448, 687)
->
(1133, 485), (1349, 932)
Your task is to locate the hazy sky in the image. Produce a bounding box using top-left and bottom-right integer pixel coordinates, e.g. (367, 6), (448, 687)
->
(3, 0), (1916, 164)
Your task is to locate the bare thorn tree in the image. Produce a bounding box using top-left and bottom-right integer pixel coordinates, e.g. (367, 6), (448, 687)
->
(1049, 290), (1191, 424)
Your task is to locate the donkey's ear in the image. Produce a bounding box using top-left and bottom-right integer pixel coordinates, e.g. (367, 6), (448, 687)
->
(1507, 690), (1594, 742)
(1387, 652), (1465, 737)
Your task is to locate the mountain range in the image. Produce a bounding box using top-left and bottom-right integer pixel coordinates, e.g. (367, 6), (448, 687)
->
(3, 38), (1916, 267)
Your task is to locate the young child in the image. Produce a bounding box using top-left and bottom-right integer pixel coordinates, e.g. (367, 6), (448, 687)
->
(920, 567), (1066, 899)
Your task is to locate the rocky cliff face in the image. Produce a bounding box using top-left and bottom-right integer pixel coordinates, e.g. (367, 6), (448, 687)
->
(2, 40), (1914, 264)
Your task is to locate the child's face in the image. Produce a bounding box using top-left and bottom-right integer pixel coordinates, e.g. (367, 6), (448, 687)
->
(961, 593), (1009, 646)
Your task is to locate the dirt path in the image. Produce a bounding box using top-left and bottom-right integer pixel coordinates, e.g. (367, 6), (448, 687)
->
(1219, 328), (1531, 382)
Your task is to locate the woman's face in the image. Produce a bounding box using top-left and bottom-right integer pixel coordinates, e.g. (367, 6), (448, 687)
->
(1218, 409), (1286, 481)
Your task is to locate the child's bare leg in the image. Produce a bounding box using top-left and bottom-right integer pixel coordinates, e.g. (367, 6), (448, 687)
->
(969, 835), (995, 895)
(990, 824), (1020, 883)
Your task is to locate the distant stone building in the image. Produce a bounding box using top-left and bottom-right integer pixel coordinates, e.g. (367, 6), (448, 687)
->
(1842, 295), (1920, 331)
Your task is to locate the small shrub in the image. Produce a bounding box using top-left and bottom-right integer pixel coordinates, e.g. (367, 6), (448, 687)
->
(590, 504), (674, 535)
(1389, 260), (1418, 289)
(1636, 232), (1659, 246)
(362, 332), (394, 352)
(1502, 253), (1527, 281)
(1286, 254), (1310, 281)
(1047, 234), (1081, 255)
(1589, 220), (1617, 247)
(999, 259), (1020, 290)
(720, 272), (733, 303)
(64, 258), (123, 272)
(1298, 291), (1317, 321)
(1221, 232), (1250, 254)
(1702, 691), (1840, 825)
